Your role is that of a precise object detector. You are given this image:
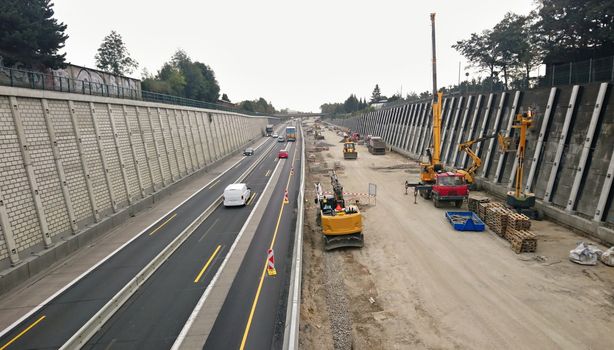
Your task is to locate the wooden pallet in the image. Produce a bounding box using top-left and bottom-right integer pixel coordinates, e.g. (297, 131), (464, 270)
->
(507, 212), (531, 230)
(487, 206), (513, 236)
(478, 201), (502, 221)
(468, 196), (490, 213)
(506, 228), (537, 253)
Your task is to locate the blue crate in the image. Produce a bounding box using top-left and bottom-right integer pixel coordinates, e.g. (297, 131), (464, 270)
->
(445, 211), (485, 232)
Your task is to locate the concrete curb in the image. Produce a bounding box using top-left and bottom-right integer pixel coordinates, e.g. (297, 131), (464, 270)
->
(283, 124), (306, 350)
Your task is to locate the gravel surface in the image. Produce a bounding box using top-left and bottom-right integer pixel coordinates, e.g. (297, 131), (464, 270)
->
(300, 121), (614, 349)
(323, 251), (353, 350)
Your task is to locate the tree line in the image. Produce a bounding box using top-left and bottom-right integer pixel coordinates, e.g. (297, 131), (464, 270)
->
(320, 84), (433, 115)
(0, 0), (277, 113)
(453, 0), (614, 90)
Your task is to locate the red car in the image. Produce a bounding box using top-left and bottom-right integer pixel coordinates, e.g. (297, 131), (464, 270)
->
(278, 149), (289, 159)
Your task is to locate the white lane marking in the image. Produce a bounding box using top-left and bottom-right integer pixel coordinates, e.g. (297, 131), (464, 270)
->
(171, 145), (285, 350)
(0, 136), (273, 339)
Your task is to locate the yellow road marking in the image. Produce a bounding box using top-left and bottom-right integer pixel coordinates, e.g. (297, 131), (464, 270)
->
(149, 213), (177, 236)
(208, 179), (221, 189)
(194, 245), (222, 283)
(246, 192), (257, 206)
(0, 315), (46, 350)
(240, 142), (298, 349)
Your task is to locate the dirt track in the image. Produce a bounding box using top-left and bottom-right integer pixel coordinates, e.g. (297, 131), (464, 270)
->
(299, 122), (614, 350)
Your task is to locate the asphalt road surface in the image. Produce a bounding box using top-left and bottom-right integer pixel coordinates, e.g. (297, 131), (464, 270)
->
(83, 136), (296, 349)
(0, 137), (277, 350)
(204, 129), (302, 350)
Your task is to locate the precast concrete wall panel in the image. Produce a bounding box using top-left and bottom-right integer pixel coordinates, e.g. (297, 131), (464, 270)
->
(47, 100), (93, 226)
(0, 87), (269, 268)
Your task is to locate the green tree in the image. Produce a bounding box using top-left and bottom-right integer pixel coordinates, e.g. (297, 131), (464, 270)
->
(95, 30), (138, 75)
(343, 94), (359, 113)
(320, 102), (345, 115)
(0, 0), (68, 69)
(370, 84), (381, 103)
(221, 93), (230, 102)
(140, 50), (220, 102)
(238, 97), (276, 114)
(452, 30), (499, 80)
(406, 92), (420, 102)
(536, 0), (614, 63)
(387, 93), (401, 102)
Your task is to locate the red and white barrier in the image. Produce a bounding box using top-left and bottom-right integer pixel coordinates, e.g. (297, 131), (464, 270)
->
(267, 249), (277, 276)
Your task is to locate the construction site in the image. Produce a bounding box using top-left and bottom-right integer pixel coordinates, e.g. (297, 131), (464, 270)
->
(297, 14), (614, 349)
(299, 120), (614, 349)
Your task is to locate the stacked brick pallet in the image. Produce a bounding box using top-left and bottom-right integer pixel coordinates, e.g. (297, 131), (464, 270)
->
(471, 198), (537, 254)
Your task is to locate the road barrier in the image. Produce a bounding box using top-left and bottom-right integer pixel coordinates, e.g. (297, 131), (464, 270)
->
(267, 249), (277, 276)
(283, 123), (305, 350)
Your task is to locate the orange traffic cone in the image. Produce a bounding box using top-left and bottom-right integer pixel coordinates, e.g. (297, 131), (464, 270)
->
(267, 249), (277, 276)
(335, 203), (342, 211)
(283, 190), (289, 204)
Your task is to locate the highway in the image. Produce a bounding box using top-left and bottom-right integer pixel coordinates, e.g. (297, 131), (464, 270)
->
(0, 133), (282, 349)
(82, 133), (298, 349)
(204, 127), (302, 349)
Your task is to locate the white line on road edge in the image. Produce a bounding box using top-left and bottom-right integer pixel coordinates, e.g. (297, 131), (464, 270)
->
(60, 141), (277, 349)
(0, 136), (271, 341)
(170, 140), (288, 350)
(283, 124), (305, 350)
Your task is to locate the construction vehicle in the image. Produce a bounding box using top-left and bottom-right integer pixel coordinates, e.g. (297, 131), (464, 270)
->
(314, 171), (363, 250)
(499, 111), (538, 217)
(431, 172), (468, 208)
(456, 133), (510, 186)
(368, 137), (386, 155)
(343, 141), (358, 159)
(405, 13), (469, 207)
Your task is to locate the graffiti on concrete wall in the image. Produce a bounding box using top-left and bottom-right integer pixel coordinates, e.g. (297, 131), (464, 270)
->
(0, 64), (141, 98)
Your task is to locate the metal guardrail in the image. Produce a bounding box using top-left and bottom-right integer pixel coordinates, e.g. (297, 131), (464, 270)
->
(0, 66), (269, 116)
(283, 123), (305, 350)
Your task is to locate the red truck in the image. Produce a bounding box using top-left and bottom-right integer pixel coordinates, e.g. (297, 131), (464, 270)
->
(430, 172), (468, 208)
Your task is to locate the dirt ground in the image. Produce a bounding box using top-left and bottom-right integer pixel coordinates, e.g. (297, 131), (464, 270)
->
(299, 121), (614, 350)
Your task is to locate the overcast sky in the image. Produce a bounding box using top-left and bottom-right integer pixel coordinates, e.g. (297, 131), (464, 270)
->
(53, 0), (534, 112)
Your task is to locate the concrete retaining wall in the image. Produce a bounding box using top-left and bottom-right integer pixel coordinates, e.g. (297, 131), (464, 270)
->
(0, 86), (268, 269)
(329, 82), (614, 245)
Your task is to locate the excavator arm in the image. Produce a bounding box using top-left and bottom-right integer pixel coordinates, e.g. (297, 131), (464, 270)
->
(457, 134), (496, 183)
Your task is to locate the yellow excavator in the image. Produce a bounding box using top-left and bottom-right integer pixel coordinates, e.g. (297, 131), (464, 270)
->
(315, 171), (363, 250)
(456, 134), (508, 185)
(343, 140), (358, 159)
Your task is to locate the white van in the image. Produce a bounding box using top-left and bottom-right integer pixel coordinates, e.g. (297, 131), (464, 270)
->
(223, 183), (251, 207)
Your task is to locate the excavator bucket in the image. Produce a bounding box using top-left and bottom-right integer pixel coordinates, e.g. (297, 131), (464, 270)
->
(324, 233), (364, 250)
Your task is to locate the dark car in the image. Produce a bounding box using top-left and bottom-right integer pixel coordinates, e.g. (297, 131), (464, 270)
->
(243, 147), (254, 156)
